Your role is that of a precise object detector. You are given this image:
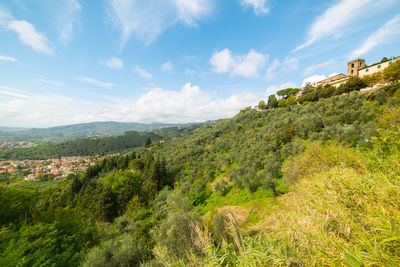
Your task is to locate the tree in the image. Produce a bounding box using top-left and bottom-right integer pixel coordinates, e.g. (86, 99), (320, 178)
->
(267, 94), (278, 109)
(278, 98), (287, 107)
(145, 137), (152, 147)
(286, 95), (297, 106)
(347, 76), (366, 91)
(257, 100), (267, 110)
(383, 60), (400, 82)
(381, 57), (389, 63)
(277, 88), (300, 99)
(363, 72), (383, 87)
(317, 84), (336, 99)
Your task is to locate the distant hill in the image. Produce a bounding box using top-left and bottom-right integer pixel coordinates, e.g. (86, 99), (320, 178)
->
(0, 121), (188, 142)
(0, 127), (28, 132)
(0, 130), (162, 160)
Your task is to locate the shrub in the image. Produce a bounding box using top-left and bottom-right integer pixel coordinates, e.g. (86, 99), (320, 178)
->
(215, 179), (230, 196)
(383, 60), (400, 82)
(212, 210), (244, 251)
(82, 234), (144, 267)
(154, 210), (201, 259)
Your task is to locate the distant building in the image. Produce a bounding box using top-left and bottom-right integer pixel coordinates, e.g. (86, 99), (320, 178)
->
(311, 73), (347, 88)
(310, 56), (398, 88)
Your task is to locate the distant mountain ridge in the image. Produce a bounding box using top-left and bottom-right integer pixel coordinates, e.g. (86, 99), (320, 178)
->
(0, 127), (28, 132)
(0, 121), (190, 142)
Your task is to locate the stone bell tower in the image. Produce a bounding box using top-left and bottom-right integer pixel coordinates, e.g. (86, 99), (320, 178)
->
(347, 58), (366, 76)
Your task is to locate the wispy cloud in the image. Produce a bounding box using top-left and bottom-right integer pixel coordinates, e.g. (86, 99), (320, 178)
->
(185, 68), (196, 75)
(265, 57), (298, 79)
(294, 0), (372, 52)
(37, 78), (64, 87)
(0, 7), (54, 55)
(100, 57), (124, 69)
(303, 59), (336, 75)
(210, 48), (268, 78)
(76, 76), (115, 89)
(161, 61), (173, 72)
(106, 0), (213, 47)
(57, 0), (82, 44)
(351, 13), (400, 58)
(0, 55), (16, 62)
(0, 85), (30, 98)
(134, 66), (152, 79)
(240, 0), (270, 15)
(7, 20), (54, 55)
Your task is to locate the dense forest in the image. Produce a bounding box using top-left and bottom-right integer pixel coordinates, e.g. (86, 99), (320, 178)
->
(1, 61), (400, 266)
(0, 131), (162, 160)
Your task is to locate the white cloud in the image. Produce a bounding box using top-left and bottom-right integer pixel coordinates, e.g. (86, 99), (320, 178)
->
(100, 57), (124, 69)
(294, 0), (372, 52)
(265, 57), (298, 79)
(265, 59), (280, 80)
(210, 48), (236, 73)
(121, 83), (260, 123)
(240, 0), (270, 15)
(161, 61), (173, 72)
(0, 6), (12, 20)
(7, 20), (54, 55)
(106, 0), (213, 46)
(76, 76), (115, 89)
(303, 59), (336, 75)
(174, 0), (212, 25)
(0, 86), (30, 98)
(57, 0), (82, 44)
(185, 68), (196, 75)
(210, 48), (267, 78)
(134, 66), (152, 79)
(0, 83), (260, 127)
(351, 14), (400, 58)
(301, 74), (326, 87)
(37, 78), (64, 87)
(301, 73), (340, 87)
(0, 55), (16, 62)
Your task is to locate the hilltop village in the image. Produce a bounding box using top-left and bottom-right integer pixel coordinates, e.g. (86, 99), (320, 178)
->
(309, 56), (398, 89)
(255, 55), (399, 111)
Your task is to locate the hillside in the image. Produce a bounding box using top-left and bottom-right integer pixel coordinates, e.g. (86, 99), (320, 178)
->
(0, 83), (400, 266)
(0, 131), (162, 160)
(0, 121), (192, 142)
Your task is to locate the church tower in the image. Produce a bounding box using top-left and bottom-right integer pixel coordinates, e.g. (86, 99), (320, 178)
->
(347, 58), (366, 76)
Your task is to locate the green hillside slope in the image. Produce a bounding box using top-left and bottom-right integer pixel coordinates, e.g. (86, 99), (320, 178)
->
(1, 83), (400, 266)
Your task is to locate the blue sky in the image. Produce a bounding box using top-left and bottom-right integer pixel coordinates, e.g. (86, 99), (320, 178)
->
(0, 0), (399, 127)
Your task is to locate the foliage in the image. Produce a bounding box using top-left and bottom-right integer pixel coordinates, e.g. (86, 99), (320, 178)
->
(257, 100), (267, 110)
(336, 76), (366, 95)
(267, 94), (278, 108)
(383, 59), (400, 82)
(82, 234), (144, 267)
(362, 71), (383, 87)
(276, 88), (300, 98)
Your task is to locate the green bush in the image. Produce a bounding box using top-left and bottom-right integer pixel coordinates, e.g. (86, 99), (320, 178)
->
(82, 234), (144, 267)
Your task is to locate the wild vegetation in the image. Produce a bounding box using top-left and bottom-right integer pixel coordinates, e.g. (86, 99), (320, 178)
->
(1, 62), (400, 266)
